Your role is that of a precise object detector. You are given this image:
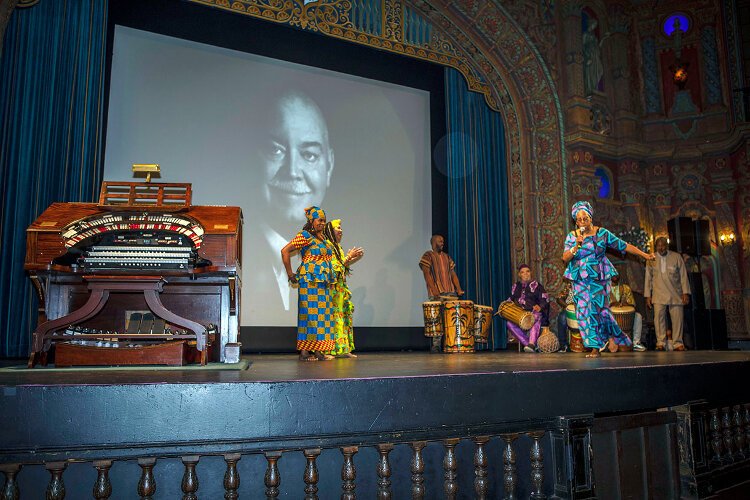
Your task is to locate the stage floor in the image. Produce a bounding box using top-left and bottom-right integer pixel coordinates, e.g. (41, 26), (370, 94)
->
(1, 349), (749, 385)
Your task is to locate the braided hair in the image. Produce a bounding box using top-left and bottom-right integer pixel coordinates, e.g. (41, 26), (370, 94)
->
(323, 222), (349, 274)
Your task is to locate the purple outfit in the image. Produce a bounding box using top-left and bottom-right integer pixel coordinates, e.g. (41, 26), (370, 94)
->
(505, 280), (550, 347)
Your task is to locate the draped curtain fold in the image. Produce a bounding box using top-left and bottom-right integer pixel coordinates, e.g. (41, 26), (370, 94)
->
(0, 0), (107, 357)
(445, 68), (512, 349)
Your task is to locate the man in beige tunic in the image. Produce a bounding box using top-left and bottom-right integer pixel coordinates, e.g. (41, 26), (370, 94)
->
(644, 237), (691, 351)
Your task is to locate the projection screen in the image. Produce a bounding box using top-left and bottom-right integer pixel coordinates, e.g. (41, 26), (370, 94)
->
(104, 26), (432, 327)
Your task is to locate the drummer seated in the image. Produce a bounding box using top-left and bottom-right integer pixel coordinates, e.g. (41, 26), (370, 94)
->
(504, 264), (550, 353)
(610, 275), (645, 351)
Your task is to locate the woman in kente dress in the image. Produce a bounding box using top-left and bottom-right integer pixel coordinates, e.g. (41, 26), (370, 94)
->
(323, 219), (364, 358)
(281, 206), (336, 361)
(561, 201), (654, 357)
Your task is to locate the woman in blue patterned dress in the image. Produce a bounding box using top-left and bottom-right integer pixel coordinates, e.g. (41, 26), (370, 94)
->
(281, 206), (336, 361)
(561, 201), (654, 357)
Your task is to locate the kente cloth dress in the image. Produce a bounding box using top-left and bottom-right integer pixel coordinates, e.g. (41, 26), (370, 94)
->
(563, 228), (632, 350)
(289, 230), (335, 352)
(324, 242), (355, 355)
(505, 280), (550, 347)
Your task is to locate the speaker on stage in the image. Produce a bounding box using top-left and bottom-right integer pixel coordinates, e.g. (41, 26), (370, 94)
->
(667, 217), (697, 255)
(694, 219), (711, 256)
(683, 308), (709, 350)
(707, 309), (728, 350)
(687, 272), (705, 310)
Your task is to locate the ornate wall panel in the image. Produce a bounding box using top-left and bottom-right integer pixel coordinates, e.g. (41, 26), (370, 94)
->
(188, 0), (568, 291)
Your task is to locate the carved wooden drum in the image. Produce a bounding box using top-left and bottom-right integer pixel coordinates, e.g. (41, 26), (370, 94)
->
(473, 304), (493, 344)
(498, 301), (534, 331)
(443, 300), (475, 353)
(422, 301), (444, 338)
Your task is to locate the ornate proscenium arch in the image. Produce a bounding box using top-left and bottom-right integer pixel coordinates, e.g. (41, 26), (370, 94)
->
(189, 0), (568, 289)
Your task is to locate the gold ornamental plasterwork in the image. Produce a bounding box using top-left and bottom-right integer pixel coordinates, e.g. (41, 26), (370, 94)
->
(188, 0), (498, 111)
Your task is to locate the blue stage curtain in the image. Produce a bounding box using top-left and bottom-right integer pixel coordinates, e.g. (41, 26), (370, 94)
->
(0, 1), (107, 357)
(444, 68), (512, 349)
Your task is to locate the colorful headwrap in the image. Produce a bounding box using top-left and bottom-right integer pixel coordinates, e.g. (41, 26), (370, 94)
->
(518, 263), (530, 271)
(330, 219), (342, 230)
(571, 201), (593, 220)
(304, 206), (326, 222)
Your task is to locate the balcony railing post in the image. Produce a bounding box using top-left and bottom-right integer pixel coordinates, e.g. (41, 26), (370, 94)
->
(443, 438), (460, 500)
(341, 446), (358, 500)
(137, 458), (157, 499)
(180, 455), (200, 500)
(376, 443), (394, 499)
(473, 436), (490, 499)
(264, 451), (283, 499)
(223, 453), (241, 500)
(92, 460), (113, 499)
(45, 461), (67, 500)
(409, 441), (427, 499)
(0, 463), (22, 500)
(303, 448), (321, 500)
(501, 433), (518, 500)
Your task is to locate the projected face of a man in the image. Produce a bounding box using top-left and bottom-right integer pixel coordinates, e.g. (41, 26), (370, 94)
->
(259, 93), (334, 228)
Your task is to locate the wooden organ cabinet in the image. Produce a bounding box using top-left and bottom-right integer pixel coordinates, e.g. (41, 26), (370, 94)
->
(25, 182), (242, 367)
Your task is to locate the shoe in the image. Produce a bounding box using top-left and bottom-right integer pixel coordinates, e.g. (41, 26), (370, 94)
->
(673, 344), (686, 351)
(558, 345), (568, 353)
(655, 345), (665, 351)
(633, 343), (646, 352)
(523, 345), (535, 353)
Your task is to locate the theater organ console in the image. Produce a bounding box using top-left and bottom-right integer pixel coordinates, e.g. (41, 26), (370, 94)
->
(25, 182), (242, 367)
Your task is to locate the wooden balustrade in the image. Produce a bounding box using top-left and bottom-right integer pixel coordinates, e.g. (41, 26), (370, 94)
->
(3, 402), (750, 498)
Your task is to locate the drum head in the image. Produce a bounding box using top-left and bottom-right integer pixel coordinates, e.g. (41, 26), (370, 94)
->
(610, 305), (635, 313)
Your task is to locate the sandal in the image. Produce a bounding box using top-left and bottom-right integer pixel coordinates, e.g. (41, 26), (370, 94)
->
(314, 352), (335, 361)
(585, 349), (601, 358)
(299, 354), (318, 362)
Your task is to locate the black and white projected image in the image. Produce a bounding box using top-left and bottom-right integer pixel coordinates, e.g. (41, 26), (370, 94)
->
(104, 26), (432, 328)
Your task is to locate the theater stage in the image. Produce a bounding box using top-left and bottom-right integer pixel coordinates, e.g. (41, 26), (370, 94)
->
(2, 350), (749, 498)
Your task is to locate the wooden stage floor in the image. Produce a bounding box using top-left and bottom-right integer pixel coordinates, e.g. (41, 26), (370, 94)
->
(1, 349), (749, 385)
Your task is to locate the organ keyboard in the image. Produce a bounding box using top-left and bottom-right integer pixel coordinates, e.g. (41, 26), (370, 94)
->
(25, 181), (242, 367)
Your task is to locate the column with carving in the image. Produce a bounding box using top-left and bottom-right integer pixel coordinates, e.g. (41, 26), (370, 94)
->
(712, 162), (747, 337)
(606, 4), (638, 138)
(562, 1), (589, 128)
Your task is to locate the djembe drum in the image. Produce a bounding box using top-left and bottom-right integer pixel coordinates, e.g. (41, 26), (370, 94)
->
(422, 301), (444, 338)
(566, 304), (585, 353)
(497, 301), (534, 331)
(443, 300), (475, 353)
(610, 305), (635, 334)
(610, 305), (635, 351)
(473, 304), (493, 344)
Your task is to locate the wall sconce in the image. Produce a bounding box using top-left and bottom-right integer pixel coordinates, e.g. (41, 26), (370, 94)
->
(719, 231), (736, 246)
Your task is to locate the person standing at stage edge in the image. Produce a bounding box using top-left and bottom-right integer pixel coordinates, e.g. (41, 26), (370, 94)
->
(281, 206), (336, 362)
(562, 201), (654, 357)
(419, 234), (465, 351)
(645, 236), (691, 351)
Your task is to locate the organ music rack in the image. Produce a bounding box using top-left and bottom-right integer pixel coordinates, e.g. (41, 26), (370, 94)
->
(25, 181), (242, 367)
